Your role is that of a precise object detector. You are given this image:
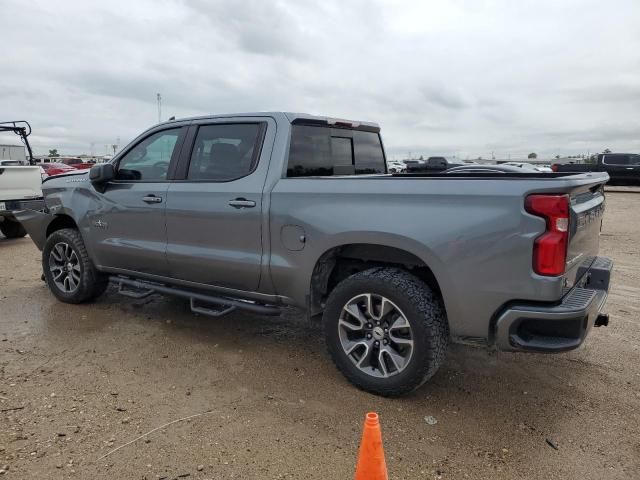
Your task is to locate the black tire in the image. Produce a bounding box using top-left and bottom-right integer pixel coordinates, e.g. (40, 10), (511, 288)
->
(42, 228), (108, 304)
(0, 219), (27, 238)
(323, 267), (448, 396)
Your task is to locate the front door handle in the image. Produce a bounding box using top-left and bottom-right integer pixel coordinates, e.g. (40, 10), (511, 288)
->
(228, 198), (256, 208)
(142, 195), (163, 204)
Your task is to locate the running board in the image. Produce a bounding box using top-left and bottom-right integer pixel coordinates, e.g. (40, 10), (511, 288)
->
(114, 276), (281, 317)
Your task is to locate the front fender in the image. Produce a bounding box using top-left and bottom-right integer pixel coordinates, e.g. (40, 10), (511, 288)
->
(13, 209), (56, 250)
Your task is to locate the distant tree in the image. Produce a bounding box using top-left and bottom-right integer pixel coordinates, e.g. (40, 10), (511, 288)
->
(419, 155), (424, 161)
(477, 156), (483, 161)
(602, 148), (612, 154)
(48, 149), (59, 157)
(555, 155), (560, 159)
(527, 152), (537, 159)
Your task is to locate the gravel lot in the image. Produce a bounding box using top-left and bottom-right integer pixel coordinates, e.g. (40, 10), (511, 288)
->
(1, 190), (639, 479)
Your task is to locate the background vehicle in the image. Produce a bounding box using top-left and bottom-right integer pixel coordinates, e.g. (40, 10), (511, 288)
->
(0, 121), (44, 238)
(0, 159), (30, 166)
(41, 162), (77, 177)
(387, 160), (406, 173)
(502, 161), (552, 172)
(56, 157), (95, 170)
(18, 112), (611, 395)
(401, 159), (422, 169)
(405, 156), (463, 172)
(552, 153), (640, 185)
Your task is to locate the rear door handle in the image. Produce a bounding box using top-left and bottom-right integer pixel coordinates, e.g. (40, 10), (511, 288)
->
(228, 198), (256, 208)
(142, 195), (163, 204)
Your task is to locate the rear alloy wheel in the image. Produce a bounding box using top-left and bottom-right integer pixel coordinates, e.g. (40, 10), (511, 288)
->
(42, 228), (108, 304)
(0, 219), (27, 238)
(324, 268), (448, 396)
(338, 293), (414, 378)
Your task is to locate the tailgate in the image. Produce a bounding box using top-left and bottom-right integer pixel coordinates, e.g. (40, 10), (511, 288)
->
(0, 166), (42, 204)
(565, 183), (606, 288)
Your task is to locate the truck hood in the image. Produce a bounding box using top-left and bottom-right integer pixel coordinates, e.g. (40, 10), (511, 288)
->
(42, 168), (88, 182)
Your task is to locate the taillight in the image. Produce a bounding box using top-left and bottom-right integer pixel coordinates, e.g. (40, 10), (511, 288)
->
(551, 164), (559, 172)
(525, 194), (570, 276)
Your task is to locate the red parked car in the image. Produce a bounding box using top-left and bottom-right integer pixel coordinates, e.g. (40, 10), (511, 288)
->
(57, 157), (94, 170)
(40, 162), (77, 176)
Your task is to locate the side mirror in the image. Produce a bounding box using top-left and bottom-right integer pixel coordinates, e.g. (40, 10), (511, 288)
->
(89, 163), (115, 191)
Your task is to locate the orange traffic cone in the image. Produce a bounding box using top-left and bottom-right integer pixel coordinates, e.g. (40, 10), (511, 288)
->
(354, 412), (388, 480)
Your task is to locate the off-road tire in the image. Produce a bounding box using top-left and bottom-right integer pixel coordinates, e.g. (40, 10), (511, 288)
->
(0, 219), (27, 238)
(323, 267), (449, 396)
(42, 228), (108, 304)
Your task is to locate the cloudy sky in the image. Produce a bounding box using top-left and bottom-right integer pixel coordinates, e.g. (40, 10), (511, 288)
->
(1, 0), (639, 160)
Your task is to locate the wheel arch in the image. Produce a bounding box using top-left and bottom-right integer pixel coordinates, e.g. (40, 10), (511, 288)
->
(308, 242), (446, 318)
(46, 214), (79, 237)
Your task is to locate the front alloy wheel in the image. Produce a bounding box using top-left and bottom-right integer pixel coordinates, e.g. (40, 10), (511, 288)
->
(42, 228), (108, 304)
(48, 242), (82, 293)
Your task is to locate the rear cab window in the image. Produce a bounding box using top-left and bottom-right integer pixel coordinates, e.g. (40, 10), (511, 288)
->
(286, 124), (386, 177)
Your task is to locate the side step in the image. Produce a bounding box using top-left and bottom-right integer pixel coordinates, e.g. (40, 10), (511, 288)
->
(114, 276), (281, 317)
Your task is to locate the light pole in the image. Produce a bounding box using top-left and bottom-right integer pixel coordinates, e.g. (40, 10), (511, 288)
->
(157, 93), (162, 123)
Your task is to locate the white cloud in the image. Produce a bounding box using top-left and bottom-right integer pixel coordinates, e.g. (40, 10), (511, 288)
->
(1, 0), (638, 159)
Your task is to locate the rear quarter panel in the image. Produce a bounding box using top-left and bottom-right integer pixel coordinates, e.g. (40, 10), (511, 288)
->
(268, 173), (607, 340)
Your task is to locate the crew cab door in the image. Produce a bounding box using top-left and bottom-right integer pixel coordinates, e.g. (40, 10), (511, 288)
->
(87, 126), (186, 276)
(164, 118), (274, 291)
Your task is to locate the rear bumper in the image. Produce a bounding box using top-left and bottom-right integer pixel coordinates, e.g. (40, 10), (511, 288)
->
(494, 256), (612, 352)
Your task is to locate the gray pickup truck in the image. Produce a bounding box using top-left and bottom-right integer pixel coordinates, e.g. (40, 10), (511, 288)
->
(17, 112), (612, 396)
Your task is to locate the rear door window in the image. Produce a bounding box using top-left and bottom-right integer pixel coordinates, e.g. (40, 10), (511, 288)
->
(287, 125), (386, 177)
(187, 123), (264, 181)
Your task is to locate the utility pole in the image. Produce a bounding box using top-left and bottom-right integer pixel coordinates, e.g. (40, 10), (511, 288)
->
(157, 93), (162, 123)
(111, 137), (121, 155)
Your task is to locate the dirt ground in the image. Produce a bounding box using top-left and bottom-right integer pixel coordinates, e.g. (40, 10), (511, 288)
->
(1, 191), (639, 480)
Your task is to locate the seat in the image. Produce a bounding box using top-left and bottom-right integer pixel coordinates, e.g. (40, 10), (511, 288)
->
(203, 143), (243, 180)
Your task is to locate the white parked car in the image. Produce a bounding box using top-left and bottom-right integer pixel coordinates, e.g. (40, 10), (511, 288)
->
(503, 162), (553, 173)
(387, 161), (406, 173)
